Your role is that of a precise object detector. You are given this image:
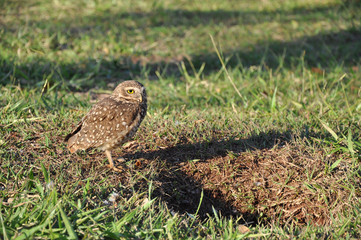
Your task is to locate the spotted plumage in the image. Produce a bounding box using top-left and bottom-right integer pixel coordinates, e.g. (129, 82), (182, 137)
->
(65, 80), (147, 171)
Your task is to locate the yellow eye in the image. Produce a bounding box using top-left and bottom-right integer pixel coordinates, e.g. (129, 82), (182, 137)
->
(127, 89), (134, 94)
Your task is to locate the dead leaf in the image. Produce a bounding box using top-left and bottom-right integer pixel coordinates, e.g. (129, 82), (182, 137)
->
(311, 67), (324, 75)
(238, 225), (250, 234)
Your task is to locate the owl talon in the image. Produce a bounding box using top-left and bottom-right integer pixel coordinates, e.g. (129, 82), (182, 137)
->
(123, 141), (137, 149)
(107, 165), (123, 172)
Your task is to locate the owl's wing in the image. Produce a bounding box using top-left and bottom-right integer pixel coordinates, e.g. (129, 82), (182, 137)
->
(84, 98), (138, 125)
(66, 97), (138, 152)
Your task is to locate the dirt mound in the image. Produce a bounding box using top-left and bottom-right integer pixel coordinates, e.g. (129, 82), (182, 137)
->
(123, 134), (359, 226)
(179, 144), (357, 225)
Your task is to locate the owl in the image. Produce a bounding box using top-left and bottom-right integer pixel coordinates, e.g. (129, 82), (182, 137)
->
(65, 80), (147, 171)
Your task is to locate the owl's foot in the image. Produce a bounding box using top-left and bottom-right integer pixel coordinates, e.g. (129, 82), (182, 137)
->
(107, 164), (123, 172)
(122, 141), (137, 149)
(105, 150), (124, 172)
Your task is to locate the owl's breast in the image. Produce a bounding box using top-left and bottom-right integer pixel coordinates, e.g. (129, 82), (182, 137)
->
(100, 110), (143, 151)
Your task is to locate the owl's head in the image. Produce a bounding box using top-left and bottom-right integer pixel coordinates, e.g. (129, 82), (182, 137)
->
(113, 80), (147, 103)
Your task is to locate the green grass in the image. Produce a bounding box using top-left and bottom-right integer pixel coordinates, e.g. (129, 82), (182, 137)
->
(1, 0), (361, 239)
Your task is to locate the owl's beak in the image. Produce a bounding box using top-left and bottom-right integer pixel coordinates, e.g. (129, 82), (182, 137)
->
(139, 95), (143, 102)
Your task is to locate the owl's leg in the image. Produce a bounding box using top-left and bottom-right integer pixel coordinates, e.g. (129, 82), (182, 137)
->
(105, 150), (123, 172)
(105, 150), (114, 167)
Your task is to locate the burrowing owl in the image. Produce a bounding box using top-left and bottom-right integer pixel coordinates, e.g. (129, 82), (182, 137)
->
(65, 80), (147, 171)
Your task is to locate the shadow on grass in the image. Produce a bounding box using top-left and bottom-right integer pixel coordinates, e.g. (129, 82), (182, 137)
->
(28, 4), (346, 31)
(1, 2), (345, 31)
(1, 27), (360, 89)
(123, 130), (292, 223)
(1, 1), (360, 88)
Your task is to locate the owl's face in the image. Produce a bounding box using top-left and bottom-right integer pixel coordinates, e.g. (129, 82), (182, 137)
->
(113, 80), (146, 103)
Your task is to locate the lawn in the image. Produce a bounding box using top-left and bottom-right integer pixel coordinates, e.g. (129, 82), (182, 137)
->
(1, 0), (361, 239)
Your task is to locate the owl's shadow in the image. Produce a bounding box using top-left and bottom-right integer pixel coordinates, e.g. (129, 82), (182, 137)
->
(123, 129), (294, 223)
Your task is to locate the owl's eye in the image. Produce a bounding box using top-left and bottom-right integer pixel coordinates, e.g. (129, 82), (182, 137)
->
(127, 89), (135, 94)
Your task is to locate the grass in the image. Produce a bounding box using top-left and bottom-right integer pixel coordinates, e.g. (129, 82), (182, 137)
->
(1, 0), (361, 238)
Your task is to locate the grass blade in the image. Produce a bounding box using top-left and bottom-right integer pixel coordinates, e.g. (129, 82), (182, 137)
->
(41, 163), (49, 183)
(14, 205), (58, 240)
(347, 129), (355, 157)
(58, 205), (78, 240)
(210, 34), (244, 102)
(330, 158), (343, 172)
(271, 86), (278, 112)
(0, 202), (10, 240)
(189, 190), (203, 229)
(319, 119), (339, 141)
